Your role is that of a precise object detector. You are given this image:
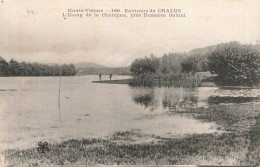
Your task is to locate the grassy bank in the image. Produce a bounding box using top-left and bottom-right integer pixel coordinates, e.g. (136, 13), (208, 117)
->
(3, 103), (260, 166)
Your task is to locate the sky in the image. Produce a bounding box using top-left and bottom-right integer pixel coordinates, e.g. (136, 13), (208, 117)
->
(0, 0), (259, 67)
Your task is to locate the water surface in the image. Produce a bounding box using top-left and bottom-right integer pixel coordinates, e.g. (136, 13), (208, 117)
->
(0, 75), (258, 150)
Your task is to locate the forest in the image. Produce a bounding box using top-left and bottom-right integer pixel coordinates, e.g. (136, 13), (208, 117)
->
(130, 41), (260, 87)
(0, 57), (76, 76)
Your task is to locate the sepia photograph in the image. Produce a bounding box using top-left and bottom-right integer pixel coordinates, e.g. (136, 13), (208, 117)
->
(0, 0), (259, 166)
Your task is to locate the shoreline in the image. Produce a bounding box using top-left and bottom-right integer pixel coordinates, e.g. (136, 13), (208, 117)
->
(93, 79), (258, 89)
(92, 79), (131, 84)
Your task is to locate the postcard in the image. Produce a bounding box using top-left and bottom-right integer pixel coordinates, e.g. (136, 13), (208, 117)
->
(0, 0), (259, 166)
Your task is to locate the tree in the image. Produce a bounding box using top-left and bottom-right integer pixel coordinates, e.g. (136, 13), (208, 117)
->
(130, 55), (160, 76)
(181, 53), (209, 74)
(208, 41), (260, 86)
(181, 56), (198, 74)
(0, 57), (9, 76)
(159, 53), (185, 74)
(8, 59), (22, 76)
(0, 57), (77, 77)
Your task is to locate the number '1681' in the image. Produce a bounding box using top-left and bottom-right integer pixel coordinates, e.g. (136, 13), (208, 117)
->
(112, 9), (120, 12)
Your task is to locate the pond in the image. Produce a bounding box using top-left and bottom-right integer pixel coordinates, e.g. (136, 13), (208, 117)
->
(0, 75), (259, 150)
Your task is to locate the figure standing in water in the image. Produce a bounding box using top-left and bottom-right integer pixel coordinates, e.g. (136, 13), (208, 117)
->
(99, 73), (102, 82)
(109, 73), (112, 80)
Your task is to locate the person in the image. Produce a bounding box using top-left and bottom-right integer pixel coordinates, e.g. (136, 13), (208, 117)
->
(109, 73), (112, 80)
(99, 73), (102, 82)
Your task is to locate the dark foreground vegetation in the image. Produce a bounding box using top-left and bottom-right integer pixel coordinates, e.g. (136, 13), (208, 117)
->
(4, 103), (260, 166)
(0, 57), (76, 76)
(130, 42), (260, 87)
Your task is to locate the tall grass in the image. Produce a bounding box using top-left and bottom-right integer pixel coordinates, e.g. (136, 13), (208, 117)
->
(129, 73), (202, 88)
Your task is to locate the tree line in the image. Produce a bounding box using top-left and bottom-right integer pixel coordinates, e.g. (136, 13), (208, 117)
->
(130, 41), (260, 87)
(0, 57), (76, 76)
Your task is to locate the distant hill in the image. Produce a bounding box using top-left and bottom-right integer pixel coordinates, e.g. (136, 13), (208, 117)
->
(74, 62), (108, 69)
(74, 62), (131, 75)
(188, 42), (260, 56)
(188, 43), (224, 56)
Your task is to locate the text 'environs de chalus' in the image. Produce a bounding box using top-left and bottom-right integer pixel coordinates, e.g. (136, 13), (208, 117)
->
(67, 8), (183, 13)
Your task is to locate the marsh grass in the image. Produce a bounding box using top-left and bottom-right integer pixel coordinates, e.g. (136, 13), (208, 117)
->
(180, 104), (259, 133)
(3, 133), (252, 166)
(4, 103), (260, 166)
(129, 73), (202, 88)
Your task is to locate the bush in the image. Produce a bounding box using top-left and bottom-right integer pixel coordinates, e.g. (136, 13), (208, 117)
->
(208, 42), (260, 87)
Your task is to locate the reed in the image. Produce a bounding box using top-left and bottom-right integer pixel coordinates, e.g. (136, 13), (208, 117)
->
(129, 73), (202, 88)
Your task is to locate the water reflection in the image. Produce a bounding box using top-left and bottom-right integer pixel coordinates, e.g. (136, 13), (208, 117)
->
(131, 87), (260, 112)
(162, 95), (199, 110)
(131, 87), (202, 112)
(133, 94), (153, 107)
(131, 89), (159, 111)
